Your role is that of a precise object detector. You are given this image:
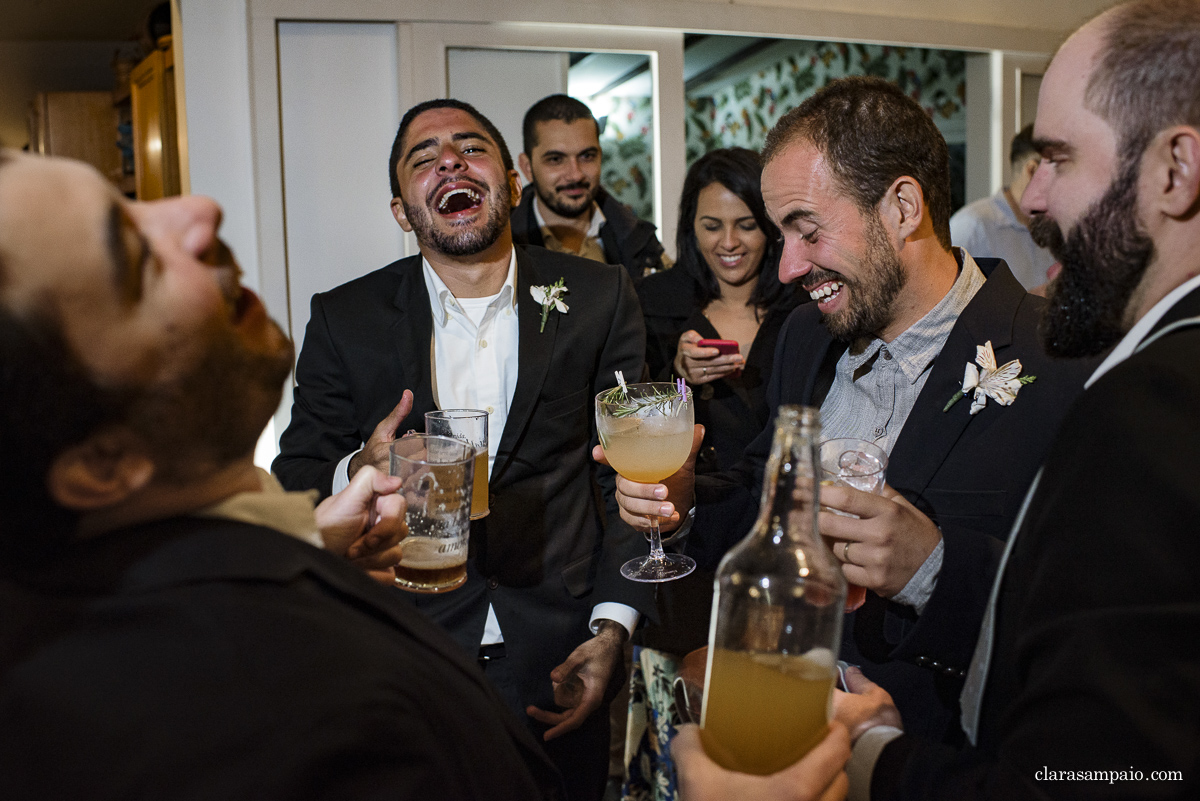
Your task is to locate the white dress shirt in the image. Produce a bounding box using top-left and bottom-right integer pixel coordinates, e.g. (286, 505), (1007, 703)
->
(950, 191), (1056, 290)
(334, 249), (637, 643)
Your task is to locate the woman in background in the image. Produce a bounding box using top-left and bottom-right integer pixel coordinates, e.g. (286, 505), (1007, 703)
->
(625, 148), (805, 801)
(638, 147), (803, 474)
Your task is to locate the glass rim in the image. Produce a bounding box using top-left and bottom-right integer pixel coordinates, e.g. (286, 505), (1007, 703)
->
(389, 433), (475, 466)
(425, 408), (489, 420)
(819, 437), (889, 472)
(594, 381), (692, 405)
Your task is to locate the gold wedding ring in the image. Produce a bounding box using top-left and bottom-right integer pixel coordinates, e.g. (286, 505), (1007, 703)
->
(842, 541), (852, 563)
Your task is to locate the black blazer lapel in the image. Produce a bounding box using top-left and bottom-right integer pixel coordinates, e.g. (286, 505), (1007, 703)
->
(388, 257), (437, 419)
(492, 249), (558, 481)
(806, 336), (847, 408)
(888, 261), (1026, 496)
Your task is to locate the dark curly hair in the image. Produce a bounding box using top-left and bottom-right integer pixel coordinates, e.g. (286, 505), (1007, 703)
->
(676, 148), (787, 310)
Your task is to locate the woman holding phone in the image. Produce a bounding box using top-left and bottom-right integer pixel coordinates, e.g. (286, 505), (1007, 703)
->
(638, 148), (804, 473)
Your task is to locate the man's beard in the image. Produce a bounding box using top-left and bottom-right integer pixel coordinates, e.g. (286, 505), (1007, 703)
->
(405, 179), (511, 257)
(1033, 162), (1156, 358)
(534, 174), (596, 219)
(811, 214), (907, 342)
(128, 322), (295, 483)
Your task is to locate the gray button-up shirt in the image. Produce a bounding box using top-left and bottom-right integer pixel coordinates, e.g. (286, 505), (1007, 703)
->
(819, 250), (986, 611)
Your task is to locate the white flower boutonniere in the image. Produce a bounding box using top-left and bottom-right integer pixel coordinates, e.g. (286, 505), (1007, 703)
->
(530, 278), (568, 333)
(943, 340), (1037, 415)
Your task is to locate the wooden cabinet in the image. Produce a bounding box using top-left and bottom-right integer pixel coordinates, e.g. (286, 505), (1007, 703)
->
(130, 43), (181, 200)
(27, 92), (121, 182)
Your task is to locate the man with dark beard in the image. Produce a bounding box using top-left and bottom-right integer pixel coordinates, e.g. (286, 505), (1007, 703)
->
(272, 99), (650, 801)
(0, 150), (564, 799)
(511, 94), (669, 283)
(607, 78), (1095, 743)
(824, 2), (1200, 799)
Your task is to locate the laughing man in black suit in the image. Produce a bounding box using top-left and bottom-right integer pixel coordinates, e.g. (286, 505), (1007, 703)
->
(273, 99), (650, 801)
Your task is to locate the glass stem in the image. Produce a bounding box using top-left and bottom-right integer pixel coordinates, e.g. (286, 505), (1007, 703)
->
(647, 514), (666, 561)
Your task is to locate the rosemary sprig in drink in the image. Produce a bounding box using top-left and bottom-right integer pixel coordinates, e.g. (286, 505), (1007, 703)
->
(597, 374), (689, 418)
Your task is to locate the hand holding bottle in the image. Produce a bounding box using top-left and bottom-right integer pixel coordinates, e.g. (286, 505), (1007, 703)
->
(832, 666), (903, 742)
(673, 721), (851, 801)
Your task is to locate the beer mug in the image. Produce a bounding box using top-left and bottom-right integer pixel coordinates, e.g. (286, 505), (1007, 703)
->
(388, 434), (474, 594)
(425, 409), (489, 520)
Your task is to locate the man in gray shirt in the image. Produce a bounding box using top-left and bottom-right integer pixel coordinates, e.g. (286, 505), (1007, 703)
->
(950, 125), (1057, 293)
(608, 77), (1094, 741)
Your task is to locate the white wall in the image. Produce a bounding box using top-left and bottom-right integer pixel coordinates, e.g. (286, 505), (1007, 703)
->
(178, 0), (271, 465)
(447, 48), (568, 167)
(177, 0), (259, 293)
(277, 22), (405, 358)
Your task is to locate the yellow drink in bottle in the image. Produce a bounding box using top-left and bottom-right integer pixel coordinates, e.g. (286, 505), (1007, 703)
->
(700, 649), (835, 775)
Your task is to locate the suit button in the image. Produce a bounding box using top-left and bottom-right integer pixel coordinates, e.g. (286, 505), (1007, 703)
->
(487, 578), (499, 590)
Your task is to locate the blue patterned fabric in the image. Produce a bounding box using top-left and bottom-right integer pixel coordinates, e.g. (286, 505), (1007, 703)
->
(622, 646), (687, 801)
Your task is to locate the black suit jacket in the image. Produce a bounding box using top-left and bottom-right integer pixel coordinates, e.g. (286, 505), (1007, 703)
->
(687, 259), (1096, 740)
(872, 284), (1200, 800)
(272, 246), (652, 713)
(0, 517), (563, 800)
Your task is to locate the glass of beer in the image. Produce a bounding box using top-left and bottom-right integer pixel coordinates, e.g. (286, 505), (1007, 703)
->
(425, 409), (489, 520)
(389, 434), (474, 593)
(819, 437), (888, 612)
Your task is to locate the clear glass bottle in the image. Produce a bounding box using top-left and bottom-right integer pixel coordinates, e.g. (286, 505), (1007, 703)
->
(699, 405), (846, 775)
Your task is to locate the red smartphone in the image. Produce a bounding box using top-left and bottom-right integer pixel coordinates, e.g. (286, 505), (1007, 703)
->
(696, 339), (742, 379)
(697, 338), (740, 355)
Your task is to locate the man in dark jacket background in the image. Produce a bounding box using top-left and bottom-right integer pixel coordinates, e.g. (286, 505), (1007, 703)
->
(512, 93), (670, 283)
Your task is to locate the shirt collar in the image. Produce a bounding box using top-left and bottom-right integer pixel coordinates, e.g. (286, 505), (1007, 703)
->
(1085, 271), (1200, 388)
(532, 195), (605, 241)
(421, 249), (518, 327)
(845, 249), (986, 384)
(991, 190), (1027, 232)
(195, 468), (323, 547)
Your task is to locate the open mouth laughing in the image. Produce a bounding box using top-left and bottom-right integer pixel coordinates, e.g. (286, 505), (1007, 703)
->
(434, 183), (484, 216)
